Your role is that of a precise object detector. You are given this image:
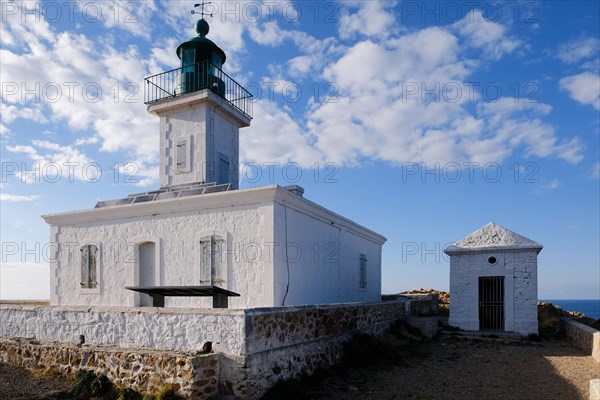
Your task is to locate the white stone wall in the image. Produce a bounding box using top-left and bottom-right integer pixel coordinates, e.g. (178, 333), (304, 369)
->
(153, 90), (245, 188)
(209, 106), (239, 186)
(448, 249), (538, 335)
(51, 203), (273, 308)
(0, 305), (245, 355)
(272, 203), (382, 306)
(160, 105), (207, 187)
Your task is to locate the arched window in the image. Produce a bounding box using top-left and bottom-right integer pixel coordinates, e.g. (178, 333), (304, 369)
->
(80, 244), (98, 289)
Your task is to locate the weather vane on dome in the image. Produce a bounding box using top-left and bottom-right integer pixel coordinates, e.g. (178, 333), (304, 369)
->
(191, 2), (214, 19)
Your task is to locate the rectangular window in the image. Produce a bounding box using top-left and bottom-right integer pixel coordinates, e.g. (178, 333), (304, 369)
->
(359, 253), (367, 289)
(176, 139), (188, 171)
(81, 244), (98, 289)
(200, 236), (223, 286)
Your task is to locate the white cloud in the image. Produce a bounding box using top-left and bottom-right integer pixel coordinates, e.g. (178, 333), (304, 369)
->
(240, 100), (322, 167)
(246, 14), (583, 169)
(0, 103), (48, 124)
(452, 10), (520, 60)
(591, 162), (600, 179)
(302, 24), (578, 166)
(338, 1), (398, 40)
(545, 179), (562, 190)
(75, 0), (157, 39)
(116, 161), (158, 187)
(0, 194), (40, 202)
(0, 124), (11, 136)
(535, 179), (562, 193)
(74, 136), (100, 146)
(1, 14), (159, 163)
(247, 21), (290, 46)
(6, 140), (98, 183)
(148, 38), (182, 73)
(480, 98), (552, 120)
(560, 72), (600, 110)
(557, 37), (600, 64)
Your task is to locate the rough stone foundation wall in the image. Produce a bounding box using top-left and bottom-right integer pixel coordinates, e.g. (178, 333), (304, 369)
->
(0, 300), (408, 399)
(0, 339), (220, 398)
(244, 301), (406, 353)
(560, 317), (600, 363)
(224, 301), (408, 398)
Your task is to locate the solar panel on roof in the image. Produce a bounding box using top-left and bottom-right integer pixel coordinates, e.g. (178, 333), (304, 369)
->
(94, 181), (231, 208)
(204, 183), (230, 193)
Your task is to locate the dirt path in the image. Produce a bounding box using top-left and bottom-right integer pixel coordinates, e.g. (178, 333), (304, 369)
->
(0, 363), (73, 399)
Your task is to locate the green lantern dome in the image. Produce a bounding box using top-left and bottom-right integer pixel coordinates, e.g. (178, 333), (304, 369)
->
(196, 19), (209, 36)
(176, 18), (226, 66)
(174, 18), (227, 97)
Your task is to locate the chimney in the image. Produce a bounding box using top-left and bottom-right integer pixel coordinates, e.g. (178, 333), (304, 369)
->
(285, 185), (305, 198)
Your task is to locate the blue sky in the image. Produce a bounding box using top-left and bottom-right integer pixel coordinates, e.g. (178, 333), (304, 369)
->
(1, 0), (599, 300)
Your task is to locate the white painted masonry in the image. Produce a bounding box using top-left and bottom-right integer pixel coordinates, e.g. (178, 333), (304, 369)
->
(445, 223), (542, 336)
(149, 90), (250, 189)
(42, 185), (386, 309)
(0, 305), (245, 354)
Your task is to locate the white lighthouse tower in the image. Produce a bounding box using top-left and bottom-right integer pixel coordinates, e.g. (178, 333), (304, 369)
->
(145, 17), (252, 189)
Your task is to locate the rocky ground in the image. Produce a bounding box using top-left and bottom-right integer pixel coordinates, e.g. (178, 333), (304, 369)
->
(263, 334), (599, 400)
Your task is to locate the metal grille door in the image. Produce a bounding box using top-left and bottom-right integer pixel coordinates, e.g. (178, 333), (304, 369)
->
(479, 276), (505, 330)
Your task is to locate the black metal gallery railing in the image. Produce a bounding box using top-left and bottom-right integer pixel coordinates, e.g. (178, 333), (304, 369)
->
(144, 60), (253, 118)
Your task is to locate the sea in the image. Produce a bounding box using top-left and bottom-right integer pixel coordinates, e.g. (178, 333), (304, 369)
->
(543, 299), (600, 319)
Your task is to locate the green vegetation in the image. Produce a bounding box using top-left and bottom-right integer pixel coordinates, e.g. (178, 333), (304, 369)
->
(72, 369), (111, 397)
(117, 387), (142, 400)
(156, 386), (185, 400)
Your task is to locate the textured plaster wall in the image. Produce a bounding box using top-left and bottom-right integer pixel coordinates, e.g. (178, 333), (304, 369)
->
(209, 106), (239, 187)
(0, 305), (245, 355)
(272, 203), (382, 306)
(160, 106), (206, 187)
(449, 250), (538, 335)
(51, 203), (273, 308)
(158, 101), (240, 188)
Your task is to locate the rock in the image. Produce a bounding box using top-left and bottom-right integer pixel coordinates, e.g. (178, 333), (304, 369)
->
(539, 317), (560, 337)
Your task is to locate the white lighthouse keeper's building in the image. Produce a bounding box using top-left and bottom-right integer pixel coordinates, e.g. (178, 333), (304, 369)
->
(41, 17), (386, 310)
(444, 222), (543, 336)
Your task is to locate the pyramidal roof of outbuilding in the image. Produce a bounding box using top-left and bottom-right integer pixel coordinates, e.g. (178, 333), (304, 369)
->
(445, 222), (543, 253)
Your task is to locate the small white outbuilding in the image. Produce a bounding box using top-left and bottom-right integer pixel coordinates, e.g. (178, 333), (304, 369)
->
(444, 222), (543, 336)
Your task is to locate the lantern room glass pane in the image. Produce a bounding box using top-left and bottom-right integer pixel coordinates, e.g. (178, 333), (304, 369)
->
(211, 52), (222, 69)
(182, 49), (195, 71)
